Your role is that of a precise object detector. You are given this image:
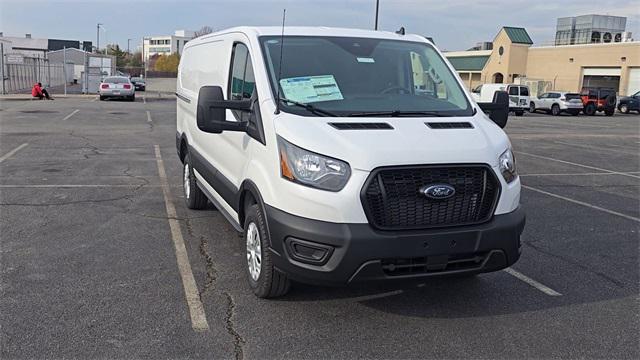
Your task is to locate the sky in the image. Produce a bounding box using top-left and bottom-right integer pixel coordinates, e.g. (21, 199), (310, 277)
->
(1, 0), (639, 51)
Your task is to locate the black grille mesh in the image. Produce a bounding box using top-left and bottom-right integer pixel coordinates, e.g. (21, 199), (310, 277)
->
(362, 165), (499, 230)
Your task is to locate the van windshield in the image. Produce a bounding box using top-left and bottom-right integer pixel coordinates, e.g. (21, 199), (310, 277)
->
(260, 36), (473, 117)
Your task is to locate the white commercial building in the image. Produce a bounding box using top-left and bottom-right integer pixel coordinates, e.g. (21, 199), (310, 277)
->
(142, 30), (195, 61)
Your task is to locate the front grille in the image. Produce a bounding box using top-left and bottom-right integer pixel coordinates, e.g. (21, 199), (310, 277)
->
(362, 165), (500, 230)
(381, 252), (487, 276)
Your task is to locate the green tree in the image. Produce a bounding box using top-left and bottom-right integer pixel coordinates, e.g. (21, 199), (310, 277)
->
(126, 51), (143, 68)
(105, 44), (128, 68)
(154, 53), (180, 72)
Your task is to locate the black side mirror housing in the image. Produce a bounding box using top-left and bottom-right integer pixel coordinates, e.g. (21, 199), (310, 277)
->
(196, 86), (252, 134)
(477, 90), (509, 128)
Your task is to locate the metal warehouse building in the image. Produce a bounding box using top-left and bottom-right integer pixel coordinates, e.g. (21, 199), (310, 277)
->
(445, 26), (640, 97)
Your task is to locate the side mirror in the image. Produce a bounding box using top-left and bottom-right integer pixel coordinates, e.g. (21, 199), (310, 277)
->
(196, 85), (252, 134)
(478, 90), (509, 128)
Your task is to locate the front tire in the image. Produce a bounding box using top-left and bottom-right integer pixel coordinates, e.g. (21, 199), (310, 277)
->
(244, 204), (290, 298)
(619, 104), (629, 114)
(584, 103), (596, 116)
(183, 152), (208, 210)
(529, 102), (536, 113)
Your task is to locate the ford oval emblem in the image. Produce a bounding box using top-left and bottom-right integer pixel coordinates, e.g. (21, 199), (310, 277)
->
(420, 184), (456, 200)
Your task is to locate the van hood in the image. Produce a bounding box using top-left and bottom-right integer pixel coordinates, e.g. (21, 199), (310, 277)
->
(273, 114), (511, 171)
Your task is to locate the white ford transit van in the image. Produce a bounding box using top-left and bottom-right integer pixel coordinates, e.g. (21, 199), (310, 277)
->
(176, 27), (525, 298)
(471, 83), (530, 116)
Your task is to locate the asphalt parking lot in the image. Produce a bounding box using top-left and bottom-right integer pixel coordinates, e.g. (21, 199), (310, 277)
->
(1, 95), (638, 359)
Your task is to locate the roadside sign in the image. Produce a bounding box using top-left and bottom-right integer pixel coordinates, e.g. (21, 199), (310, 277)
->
(5, 54), (24, 64)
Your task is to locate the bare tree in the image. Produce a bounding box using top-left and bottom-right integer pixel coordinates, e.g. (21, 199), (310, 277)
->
(194, 26), (214, 37)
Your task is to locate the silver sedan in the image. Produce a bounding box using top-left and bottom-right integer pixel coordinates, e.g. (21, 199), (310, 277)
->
(99, 76), (135, 101)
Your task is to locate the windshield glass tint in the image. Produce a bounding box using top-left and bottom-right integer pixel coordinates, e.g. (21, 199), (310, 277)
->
(105, 77), (129, 84)
(260, 36), (472, 117)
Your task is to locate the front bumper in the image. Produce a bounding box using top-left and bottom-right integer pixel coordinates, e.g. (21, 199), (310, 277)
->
(266, 205), (525, 285)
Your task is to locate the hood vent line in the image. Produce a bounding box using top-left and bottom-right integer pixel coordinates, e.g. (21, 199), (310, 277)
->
(426, 122), (474, 129)
(329, 122), (394, 130)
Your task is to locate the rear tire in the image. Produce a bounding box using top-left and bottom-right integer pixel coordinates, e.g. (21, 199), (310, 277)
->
(183, 151), (208, 210)
(619, 104), (629, 114)
(99, 95), (105, 101)
(584, 103), (596, 116)
(551, 104), (560, 116)
(130, 95), (135, 102)
(244, 204), (290, 298)
(604, 109), (615, 116)
(515, 110), (524, 117)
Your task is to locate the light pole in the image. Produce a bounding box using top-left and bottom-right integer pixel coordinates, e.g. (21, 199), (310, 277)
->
(127, 38), (131, 54)
(96, 23), (102, 53)
(142, 37), (147, 79)
(374, 0), (380, 30)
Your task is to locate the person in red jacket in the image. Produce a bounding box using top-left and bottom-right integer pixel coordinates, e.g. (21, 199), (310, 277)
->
(31, 82), (52, 100)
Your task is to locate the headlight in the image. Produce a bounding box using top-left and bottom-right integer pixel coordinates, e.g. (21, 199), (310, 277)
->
(278, 136), (351, 191)
(499, 148), (517, 183)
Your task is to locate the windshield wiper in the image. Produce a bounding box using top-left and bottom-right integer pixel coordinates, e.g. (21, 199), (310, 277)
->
(347, 110), (452, 117)
(278, 98), (338, 117)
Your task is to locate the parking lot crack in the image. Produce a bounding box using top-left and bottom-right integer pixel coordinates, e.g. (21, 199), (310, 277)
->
(122, 165), (150, 191)
(68, 130), (102, 159)
(223, 291), (245, 360)
(523, 241), (627, 288)
(0, 195), (134, 207)
(184, 218), (218, 296)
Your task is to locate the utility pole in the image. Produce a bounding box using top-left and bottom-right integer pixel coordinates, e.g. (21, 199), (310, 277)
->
(63, 46), (67, 96)
(142, 37), (147, 79)
(374, 0), (380, 30)
(96, 23), (102, 53)
(127, 38), (131, 54)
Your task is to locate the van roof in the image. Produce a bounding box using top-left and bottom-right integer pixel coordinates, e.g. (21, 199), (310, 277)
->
(191, 26), (429, 45)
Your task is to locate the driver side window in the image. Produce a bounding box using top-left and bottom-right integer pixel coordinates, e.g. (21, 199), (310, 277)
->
(228, 43), (256, 121)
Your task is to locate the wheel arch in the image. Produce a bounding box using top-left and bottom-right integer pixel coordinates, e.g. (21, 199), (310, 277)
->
(238, 180), (270, 238)
(177, 133), (189, 163)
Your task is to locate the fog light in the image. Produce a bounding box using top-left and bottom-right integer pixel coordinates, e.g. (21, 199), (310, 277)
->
(285, 237), (334, 265)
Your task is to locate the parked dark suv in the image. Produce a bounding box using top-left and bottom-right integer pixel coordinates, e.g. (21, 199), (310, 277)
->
(617, 91), (640, 114)
(580, 87), (616, 116)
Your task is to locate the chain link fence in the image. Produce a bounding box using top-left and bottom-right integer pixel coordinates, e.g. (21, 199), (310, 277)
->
(1, 56), (68, 94)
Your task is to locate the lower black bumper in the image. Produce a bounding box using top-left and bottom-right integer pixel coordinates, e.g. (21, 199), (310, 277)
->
(265, 205), (525, 285)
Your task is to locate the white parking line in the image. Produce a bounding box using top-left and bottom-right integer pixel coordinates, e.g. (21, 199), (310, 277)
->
(154, 144), (209, 332)
(146, 110), (152, 122)
(523, 184), (640, 223)
(91, 97), (98, 102)
(552, 140), (639, 156)
(62, 109), (79, 121)
(504, 268), (562, 296)
(0, 143), (29, 163)
(143, 95), (146, 104)
(516, 151), (640, 180)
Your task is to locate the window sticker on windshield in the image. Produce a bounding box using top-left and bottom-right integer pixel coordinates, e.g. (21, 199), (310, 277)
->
(356, 57), (375, 63)
(279, 75), (344, 103)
